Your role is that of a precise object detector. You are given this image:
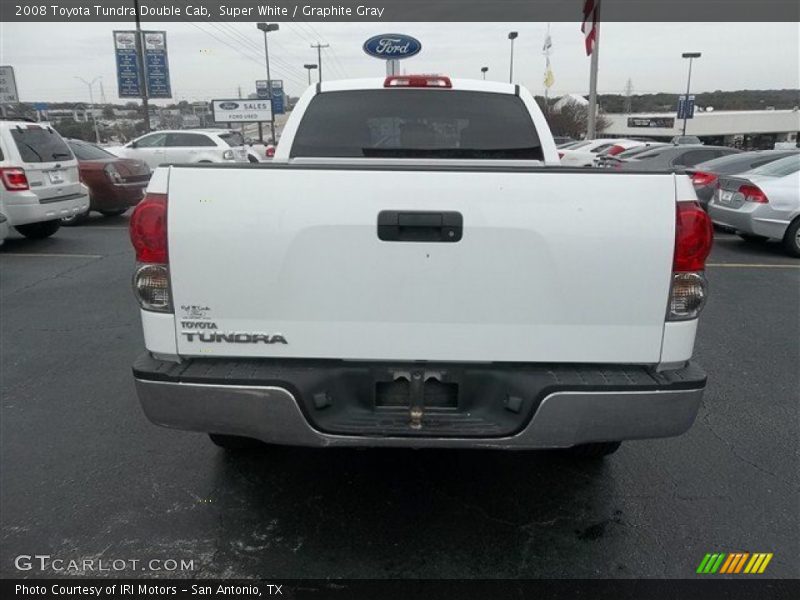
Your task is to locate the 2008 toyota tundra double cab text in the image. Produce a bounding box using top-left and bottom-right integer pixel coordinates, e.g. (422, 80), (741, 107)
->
(129, 76), (712, 458)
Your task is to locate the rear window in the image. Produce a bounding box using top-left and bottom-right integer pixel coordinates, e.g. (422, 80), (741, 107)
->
(631, 146), (673, 160)
(219, 132), (245, 147)
(291, 89), (542, 160)
(747, 154), (800, 177)
(11, 126), (73, 163)
(68, 140), (116, 160)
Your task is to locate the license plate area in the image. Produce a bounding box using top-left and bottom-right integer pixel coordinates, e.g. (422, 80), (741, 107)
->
(48, 170), (65, 184)
(375, 371), (459, 410)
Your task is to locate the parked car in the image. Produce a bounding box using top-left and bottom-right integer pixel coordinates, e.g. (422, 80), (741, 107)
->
(244, 139), (276, 162)
(596, 143), (668, 168)
(708, 154), (800, 256)
(0, 212), (8, 246)
(618, 145), (740, 171)
(559, 138), (637, 167)
(62, 139), (151, 225)
(130, 75), (710, 458)
(0, 120), (89, 239)
(671, 135), (702, 145)
(687, 149), (800, 208)
(107, 129), (249, 169)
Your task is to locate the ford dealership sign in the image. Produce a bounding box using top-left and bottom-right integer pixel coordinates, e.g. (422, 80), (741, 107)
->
(363, 34), (422, 60)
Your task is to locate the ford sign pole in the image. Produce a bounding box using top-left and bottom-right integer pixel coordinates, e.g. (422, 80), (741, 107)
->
(133, 0), (150, 132)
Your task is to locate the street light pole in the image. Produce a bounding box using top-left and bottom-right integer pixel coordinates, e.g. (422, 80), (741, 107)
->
(75, 76), (101, 143)
(481, 66), (488, 80)
(681, 52), (701, 136)
(257, 22), (279, 143)
(304, 64), (318, 85)
(508, 32), (518, 83)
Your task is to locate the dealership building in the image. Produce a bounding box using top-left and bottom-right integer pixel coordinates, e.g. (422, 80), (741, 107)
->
(602, 108), (800, 148)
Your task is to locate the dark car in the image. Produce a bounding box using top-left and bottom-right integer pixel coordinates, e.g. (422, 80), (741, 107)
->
(62, 139), (151, 225)
(686, 149), (800, 208)
(617, 145), (741, 172)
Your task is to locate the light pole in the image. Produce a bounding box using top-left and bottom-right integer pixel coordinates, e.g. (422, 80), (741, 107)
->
(304, 64), (318, 85)
(508, 32), (518, 83)
(481, 66), (488, 80)
(75, 76), (101, 143)
(681, 52), (701, 136)
(257, 22), (279, 143)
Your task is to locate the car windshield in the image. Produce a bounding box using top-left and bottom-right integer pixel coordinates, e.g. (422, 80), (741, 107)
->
(10, 125), (74, 163)
(746, 154), (800, 177)
(291, 89), (543, 160)
(219, 132), (245, 147)
(68, 140), (117, 160)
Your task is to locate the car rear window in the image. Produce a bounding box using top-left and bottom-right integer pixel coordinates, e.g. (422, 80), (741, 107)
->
(11, 126), (73, 163)
(631, 146), (672, 160)
(68, 140), (116, 160)
(219, 132), (245, 147)
(746, 154), (800, 177)
(291, 89), (543, 160)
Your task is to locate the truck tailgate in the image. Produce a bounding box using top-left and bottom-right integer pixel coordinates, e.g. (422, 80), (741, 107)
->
(167, 165), (676, 363)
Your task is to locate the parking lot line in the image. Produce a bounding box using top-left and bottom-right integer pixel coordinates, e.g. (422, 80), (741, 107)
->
(1, 253), (103, 259)
(706, 263), (800, 269)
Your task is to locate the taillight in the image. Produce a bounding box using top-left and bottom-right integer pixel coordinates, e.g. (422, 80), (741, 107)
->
(130, 193), (168, 263)
(738, 183), (768, 203)
(668, 201), (713, 321)
(0, 167), (30, 191)
(384, 75), (452, 88)
(130, 192), (172, 312)
(691, 171), (717, 187)
(266, 146), (275, 157)
(606, 144), (626, 156)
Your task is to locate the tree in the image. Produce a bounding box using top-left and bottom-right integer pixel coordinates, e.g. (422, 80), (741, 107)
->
(102, 106), (115, 120)
(53, 118), (98, 141)
(546, 102), (610, 139)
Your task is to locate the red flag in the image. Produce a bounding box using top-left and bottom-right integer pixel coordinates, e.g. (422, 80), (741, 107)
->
(582, 0), (600, 56)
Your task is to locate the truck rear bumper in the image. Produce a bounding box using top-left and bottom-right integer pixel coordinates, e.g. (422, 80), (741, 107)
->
(133, 355), (706, 449)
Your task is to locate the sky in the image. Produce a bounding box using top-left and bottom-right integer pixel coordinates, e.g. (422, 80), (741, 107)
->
(1, 21), (798, 104)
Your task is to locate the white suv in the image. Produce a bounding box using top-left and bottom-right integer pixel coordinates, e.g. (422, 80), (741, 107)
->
(0, 120), (89, 239)
(108, 129), (249, 169)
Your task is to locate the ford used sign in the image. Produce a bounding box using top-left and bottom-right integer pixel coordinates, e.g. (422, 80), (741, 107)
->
(363, 34), (422, 60)
(211, 99), (272, 123)
(218, 102), (239, 110)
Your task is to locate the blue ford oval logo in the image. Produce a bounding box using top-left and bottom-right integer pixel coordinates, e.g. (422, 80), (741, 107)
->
(363, 34), (422, 60)
(218, 102), (239, 110)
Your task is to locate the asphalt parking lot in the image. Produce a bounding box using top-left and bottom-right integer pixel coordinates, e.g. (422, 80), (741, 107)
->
(0, 215), (798, 579)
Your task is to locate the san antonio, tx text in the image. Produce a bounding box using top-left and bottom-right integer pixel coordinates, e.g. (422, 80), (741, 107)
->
(15, 583), (282, 596)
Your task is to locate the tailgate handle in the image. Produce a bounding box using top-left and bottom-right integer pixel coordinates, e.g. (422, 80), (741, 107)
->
(377, 211), (463, 243)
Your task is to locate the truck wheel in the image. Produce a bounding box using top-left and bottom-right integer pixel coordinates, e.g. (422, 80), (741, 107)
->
(14, 220), (61, 239)
(737, 233), (768, 243)
(208, 433), (264, 451)
(567, 441), (622, 459)
(783, 219), (800, 258)
(98, 209), (128, 217)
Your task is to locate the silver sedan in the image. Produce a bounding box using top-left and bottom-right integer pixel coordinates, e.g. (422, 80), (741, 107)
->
(708, 155), (800, 257)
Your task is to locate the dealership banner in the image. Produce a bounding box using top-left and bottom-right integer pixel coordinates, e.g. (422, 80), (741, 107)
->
(113, 31), (143, 98)
(4, 0), (797, 22)
(142, 31), (172, 99)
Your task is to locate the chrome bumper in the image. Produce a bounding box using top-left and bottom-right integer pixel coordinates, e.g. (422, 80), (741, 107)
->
(134, 378), (704, 449)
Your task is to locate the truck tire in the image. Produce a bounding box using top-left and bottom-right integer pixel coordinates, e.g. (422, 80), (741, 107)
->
(567, 441), (622, 459)
(208, 433), (264, 451)
(15, 220), (61, 239)
(783, 219), (800, 258)
(61, 211), (89, 226)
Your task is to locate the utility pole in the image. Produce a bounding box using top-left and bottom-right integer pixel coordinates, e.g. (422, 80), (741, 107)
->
(133, 0), (150, 132)
(507, 32), (518, 83)
(624, 78), (633, 114)
(586, 3), (601, 140)
(75, 76), (101, 143)
(311, 43), (329, 83)
(681, 52), (701, 136)
(257, 22), (279, 143)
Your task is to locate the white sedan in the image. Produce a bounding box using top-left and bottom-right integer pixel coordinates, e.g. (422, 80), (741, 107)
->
(708, 154), (800, 256)
(107, 129), (249, 169)
(559, 138), (641, 167)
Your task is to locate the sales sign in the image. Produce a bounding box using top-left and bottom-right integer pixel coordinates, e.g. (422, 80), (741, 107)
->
(0, 66), (19, 103)
(627, 117), (676, 128)
(143, 31), (172, 99)
(212, 99), (273, 123)
(113, 31), (143, 98)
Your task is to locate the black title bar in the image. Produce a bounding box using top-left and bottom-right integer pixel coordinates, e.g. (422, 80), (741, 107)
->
(1, 0), (799, 22)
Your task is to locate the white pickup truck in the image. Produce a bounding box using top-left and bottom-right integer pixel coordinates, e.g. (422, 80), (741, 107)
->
(130, 76), (712, 458)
